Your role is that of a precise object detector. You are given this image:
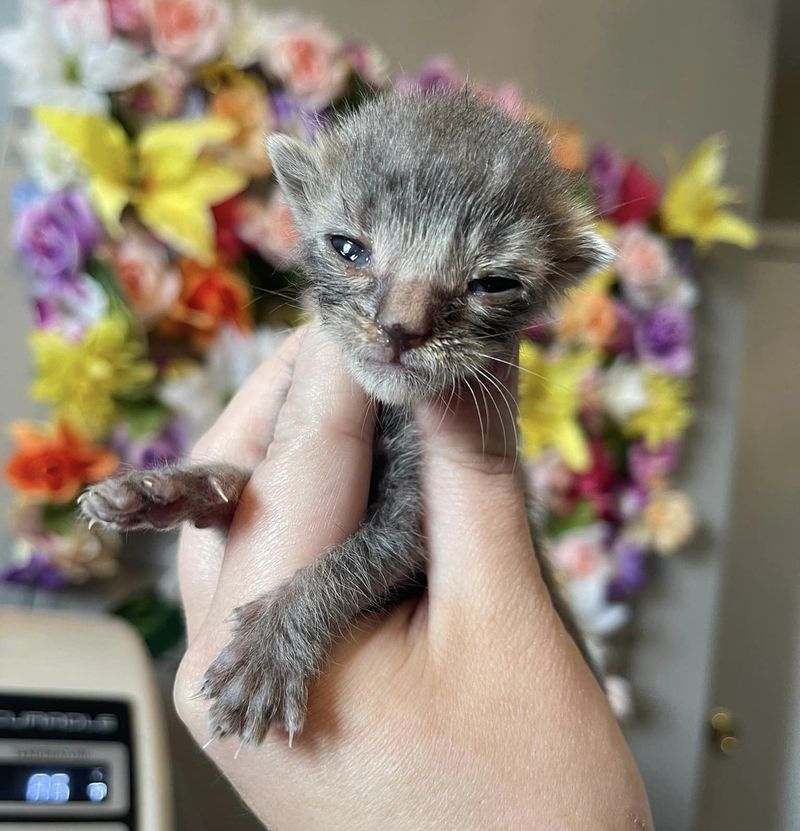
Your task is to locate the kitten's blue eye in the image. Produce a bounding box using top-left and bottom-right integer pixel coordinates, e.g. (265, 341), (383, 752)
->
(330, 235), (371, 266)
(468, 276), (522, 294)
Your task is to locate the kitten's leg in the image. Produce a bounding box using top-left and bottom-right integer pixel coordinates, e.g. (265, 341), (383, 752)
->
(200, 495), (422, 745)
(79, 464), (250, 531)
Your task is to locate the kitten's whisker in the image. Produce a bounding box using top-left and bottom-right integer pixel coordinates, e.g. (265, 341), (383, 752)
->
(472, 365), (508, 462)
(465, 380), (486, 458)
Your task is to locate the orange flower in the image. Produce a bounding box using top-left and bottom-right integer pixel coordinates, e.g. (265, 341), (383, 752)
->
(5, 421), (119, 503)
(163, 258), (252, 348)
(210, 75), (275, 176)
(526, 107), (587, 171)
(557, 287), (619, 349)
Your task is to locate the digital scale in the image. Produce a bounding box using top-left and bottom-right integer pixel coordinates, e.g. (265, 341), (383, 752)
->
(0, 609), (174, 830)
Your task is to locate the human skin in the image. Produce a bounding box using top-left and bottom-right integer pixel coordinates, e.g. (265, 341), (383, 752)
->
(173, 323), (652, 830)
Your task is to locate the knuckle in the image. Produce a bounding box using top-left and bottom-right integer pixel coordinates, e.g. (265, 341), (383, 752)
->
(173, 650), (209, 734)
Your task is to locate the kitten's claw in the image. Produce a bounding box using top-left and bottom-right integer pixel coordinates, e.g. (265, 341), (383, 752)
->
(201, 594), (312, 745)
(79, 464), (248, 532)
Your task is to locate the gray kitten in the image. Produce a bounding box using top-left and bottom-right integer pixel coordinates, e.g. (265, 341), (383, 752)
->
(81, 88), (612, 745)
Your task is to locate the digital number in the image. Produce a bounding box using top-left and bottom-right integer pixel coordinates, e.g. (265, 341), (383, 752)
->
(25, 772), (71, 803)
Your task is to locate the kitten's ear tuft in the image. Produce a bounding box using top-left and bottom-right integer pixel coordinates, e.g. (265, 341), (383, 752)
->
(266, 134), (317, 215)
(554, 227), (615, 282)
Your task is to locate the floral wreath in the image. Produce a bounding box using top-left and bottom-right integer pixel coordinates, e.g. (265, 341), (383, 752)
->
(1, 0), (756, 717)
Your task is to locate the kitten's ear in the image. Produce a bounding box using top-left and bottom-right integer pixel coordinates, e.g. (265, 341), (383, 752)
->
(266, 134), (318, 216)
(554, 227), (615, 282)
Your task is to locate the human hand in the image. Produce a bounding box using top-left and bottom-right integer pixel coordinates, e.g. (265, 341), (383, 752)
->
(174, 322), (651, 830)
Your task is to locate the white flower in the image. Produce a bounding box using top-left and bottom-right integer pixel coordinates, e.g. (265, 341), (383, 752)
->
(159, 324), (291, 441)
(605, 675), (634, 722)
(224, 1), (278, 67)
(0, 0), (154, 113)
(18, 122), (84, 193)
(567, 565), (631, 639)
(601, 360), (649, 423)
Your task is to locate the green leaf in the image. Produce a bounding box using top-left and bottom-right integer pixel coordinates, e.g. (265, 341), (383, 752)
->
(41, 503), (78, 535)
(85, 256), (134, 320)
(546, 499), (596, 539)
(115, 397), (172, 438)
(113, 587), (185, 658)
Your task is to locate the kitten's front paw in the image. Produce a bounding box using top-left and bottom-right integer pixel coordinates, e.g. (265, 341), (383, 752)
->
(79, 464), (246, 531)
(201, 595), (312, 746)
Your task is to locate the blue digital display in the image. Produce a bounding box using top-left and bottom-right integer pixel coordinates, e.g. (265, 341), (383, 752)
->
(0, 764), (109, 803)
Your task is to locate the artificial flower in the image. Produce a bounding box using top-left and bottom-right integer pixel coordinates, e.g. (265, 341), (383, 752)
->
(110, 418), (188, 469)
(549, 523), (609, 580)
(103, 222), (181, 325)
(158, 324), (288, 438)
(642, 490), (697, 554)
(622, 372), (692, 449)
(162, 258), (252, 347)
(144, 0), (230, 65)
(119, 57), (189, 117)
(224, 1), (279, 67)
(604, 675), (634, 722)
(660, 135), (758, 250)
(634, 305), (694, 376)
(261, 14), (350, 107)
(236, 191), (301, 268)
(30, 315), (155, 436)
(611, 161), (661, 225)
(628, 440), (679, 488)
(0, 0), (154, 113)
(614, 223), (672, 297)
(15, 190), (101, 287)
(600, 361), (649, 423)
(210, 74), (275, 176)
(5, 420), (119, 502)
(556, 278), (619, 349)
(518, 341), (595, 471)
(588, 144), (626, 216)
(607, 539), (648, 601)
(1, 550), (69, 589)
(526, 448), (576, 516)
(42, 523), (120, 582)
(33, 271), (110, 340)
(570, 439), (619, 520)
(344, 43), (391, 89)
(108, 0), (148, 38)
(35, 107), (246, 261)
(396, 56), (462, 92)
(17, 123), (85, 193)
(565, 563), (631, 639)
(211, 197), (247, 261)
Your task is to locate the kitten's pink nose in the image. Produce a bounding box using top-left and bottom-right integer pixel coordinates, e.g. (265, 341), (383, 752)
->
(376, 321), (430, 354)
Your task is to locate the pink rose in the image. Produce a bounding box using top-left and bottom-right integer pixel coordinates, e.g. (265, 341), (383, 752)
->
(144, 0), (229, 65)
(104, 223), (180, 325)
(108, 0), (146, 36)
(237, 191), (300, 269)
(615, 223), (672, 307)
(549, 524), (609, 580)
(263, 15), (350, 107)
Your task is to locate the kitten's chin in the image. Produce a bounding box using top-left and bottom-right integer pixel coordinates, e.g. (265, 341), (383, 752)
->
(345, 357), (432, 407)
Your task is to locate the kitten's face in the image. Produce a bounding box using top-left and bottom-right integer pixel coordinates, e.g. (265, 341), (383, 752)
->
(269, 90), (611, 406)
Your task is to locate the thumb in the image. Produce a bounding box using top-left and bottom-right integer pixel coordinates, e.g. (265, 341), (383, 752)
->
(416, 354), (547, 630)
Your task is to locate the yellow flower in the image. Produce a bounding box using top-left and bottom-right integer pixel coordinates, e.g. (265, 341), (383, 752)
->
(35, 108), (247, 262)
(30, 316), (155, 437)
(661, 134), (758, 250)
(517, 341), (595, 471)
(643, 490), (697, 554)
(623, 373), (691, 449)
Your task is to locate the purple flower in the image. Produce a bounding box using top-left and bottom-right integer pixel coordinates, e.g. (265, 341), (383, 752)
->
(607, 541), (648, 602)
(32, 271), (109, 340)
(270, 91), (327, 140)
(15, 191), (101, 285)
(395, 56), (462, 93)
(110, 419), (189, 470)
(587, 144), (626, 216)
(628, 440), (679, 486)
(634, 305), (694, 375)
(1, 552), (68, 589)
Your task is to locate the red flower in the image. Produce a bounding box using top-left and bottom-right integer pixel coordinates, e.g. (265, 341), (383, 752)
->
(570, 439), (618, 519)
(212, 197), (246, 262)
(5, 421), (119, 503)
(611, 162), (661, 224)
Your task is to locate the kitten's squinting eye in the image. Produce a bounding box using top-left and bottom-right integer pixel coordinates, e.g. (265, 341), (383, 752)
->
(330, 235), (371, 266)
(467, 276), (522, 295)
